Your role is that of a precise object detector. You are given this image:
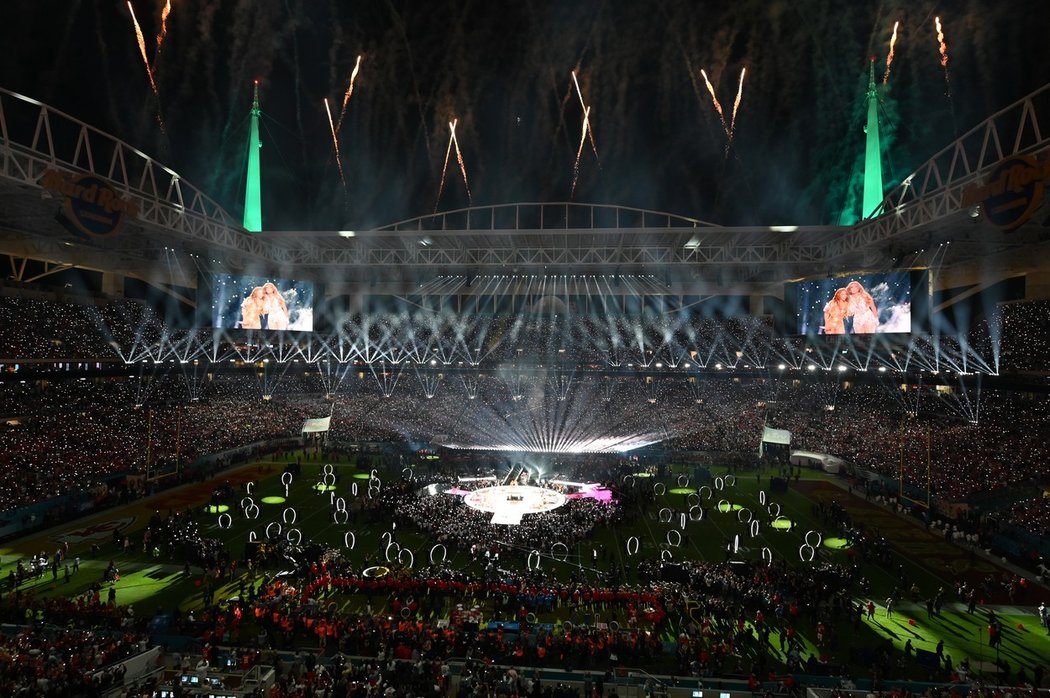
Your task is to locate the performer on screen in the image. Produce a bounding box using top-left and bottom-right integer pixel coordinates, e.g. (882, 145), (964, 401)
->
(846, 280), (879, 333)
(261, 282), (290, 330)
(821, 287), (849, 335)
(239, 286), (265, 329)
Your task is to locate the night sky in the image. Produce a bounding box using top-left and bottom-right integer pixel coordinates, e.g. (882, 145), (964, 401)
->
(2, 0), (1048, 231)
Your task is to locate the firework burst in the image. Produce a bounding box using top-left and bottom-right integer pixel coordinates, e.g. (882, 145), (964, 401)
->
(323, 97), (346, 188)
(883, 20), (899, 84)
(336, 54), (363, 132)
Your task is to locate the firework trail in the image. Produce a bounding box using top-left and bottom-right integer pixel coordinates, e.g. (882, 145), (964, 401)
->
(126, 2), (159, 96)
(450, 119), (472, 204)
(336, 54), (363, 132)
(571, 105), (591, 197)
(323, 97), (346, 188)
(883, 20), (899, 84)
(728, 67), (746, 144)
(156, 0), (171, 55)
(699, 69), (729, 138)
(571, 70), (599, 162)
(434, 123), (455, 212)
(934, 16), (951, 92)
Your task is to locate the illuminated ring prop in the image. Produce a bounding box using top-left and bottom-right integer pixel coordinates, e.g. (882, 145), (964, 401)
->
(335, 497), (347, 512)
(661, 549), (673, 561)
(367, 487), (378, 499)
(805, 530), (823, 548)
(385, 542), (401, 562)
(284, 485), (290, 497)
(400, 607), (411, 619)
(265, 522), (282, 539)
(551, 542), (569, 562)
(626, 536), (640, 555)
(799, 544), (816, 563)
(767, 503), (781, 518)
(653, 482), (666, 496)
(658, 508), (673, 523)
(733, 534), (741, 553)
(527, 550), (541, 570)
(370, 469), (378, 479)
(772, 515), (790, 531)
(714, 476), (725, 491)
(246, 482), (255, 495)
(761, 547), (773, 565)
(343, 531), (356, 549)
(398, 548), (415, 568)
(686, 493), (700, 508)
(759, 490), (767, 505)
(609, 620), (620, 631)
(371, 477), (382, 490)
(429, 544), (448, 565)
(352, 482), (359, 496)
(688, 505), (703, 522)
(622, 475), (635, 487)
(240, 497), (254, 509)
(677, 475), (689, 487)
(281, 472), (293, 486)
(737, 507), (753, 523)
(323, 473), (336, 487)
(402, 467), (413, 479)
(724, 475), (736, 486)
(381, 531), (393, 547)
(562, 621), (574, 632)
(698, 486), (713, 500)
(717, 499), (731, 513)
(666, 530), (682, 547)
(217, 513), (232, 529)
(286, 528), (302, 545)
(679, 512), (687, 530)
(248, 531), (257, 542)
(526, 612), (537, 624)
(323, 464), (334, 476)
(333, 509), (349, 525)
(282, 508), (297, 525)
(244, 504), (260, 520)
(750, 520), (760, 538)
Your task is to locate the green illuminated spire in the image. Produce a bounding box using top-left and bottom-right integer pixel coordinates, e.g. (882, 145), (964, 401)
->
(243, 80), (263, 232)
(861, 58), (884, 219)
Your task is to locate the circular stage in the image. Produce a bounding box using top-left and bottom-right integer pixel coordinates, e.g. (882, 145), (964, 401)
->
(463, 485), (567, 525)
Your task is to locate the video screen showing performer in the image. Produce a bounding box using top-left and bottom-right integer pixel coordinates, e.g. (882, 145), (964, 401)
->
(797, 272), (910, 335)
(210, 274), (314, 331)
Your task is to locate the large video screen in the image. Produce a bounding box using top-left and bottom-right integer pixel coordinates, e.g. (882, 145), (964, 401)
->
(209, 274), (315, 331)
(796, 272), (911, 335)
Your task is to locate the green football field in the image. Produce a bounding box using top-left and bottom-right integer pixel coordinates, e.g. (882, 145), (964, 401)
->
(3, 454), (1047, 680)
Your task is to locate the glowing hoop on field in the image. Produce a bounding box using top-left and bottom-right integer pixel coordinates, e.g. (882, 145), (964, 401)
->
(725, 474), (736, 486)
(343, 531), (356, 549)
(286, 528), (302, 545)
(381, 530), (393, 547)
(686, 493), (700, 508)
(759, 490), (767, 505)
(677, 475), (689, 487)
(333, 509), (349, 525)
(323, 464), (334, 476)
(282, 508), (297, 524)
(761, 547), (773, 565)
(750, 520), (760, 537)
(352, 482), (358, 496)
(626, 536), (640, 555)
(265, 522), (282, 539)
(622, 475), (635, 487)
(527, 550), (541, 570)
(688, 505), (703, 521)
(246, 482), (255, 495)
(240, 497), (254, 509)
(370, 469), (378, 479)
(767, 502), (781, 518)
(805, 530), (823, 548)
(429, 544), (447, 565)
(772, 515), (789, 531)
(679, 512), (687, 530)
(661, 549), (673, 561)
(737, 507), (753, 523)
(335, 497), (347, 512)
(281, 472), (293, 486)
(714, 476), (724, 491)
(699, 486), (712, 500)
(717, 499), (731, 513)
(323, 473), (336, 487)
(658, 507), (673, 523)
(218, 513), (232, 529)
(244, 504), (260, 520)
(248, 531), (257, 542)
(653, 482), (666, 496)
(666, 530), (682, 547)
(551, 542), (569, 562)
(402, 467), (413, 479)
(385, 542), (401, 562)
(398, 548), (415, 568)
(799, 544), (816, 562)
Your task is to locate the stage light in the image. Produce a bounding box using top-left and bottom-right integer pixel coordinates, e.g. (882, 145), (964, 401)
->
(778, 364), (786, 370)
(807, 364), (817, 371)
(837, 365), (848, 372)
